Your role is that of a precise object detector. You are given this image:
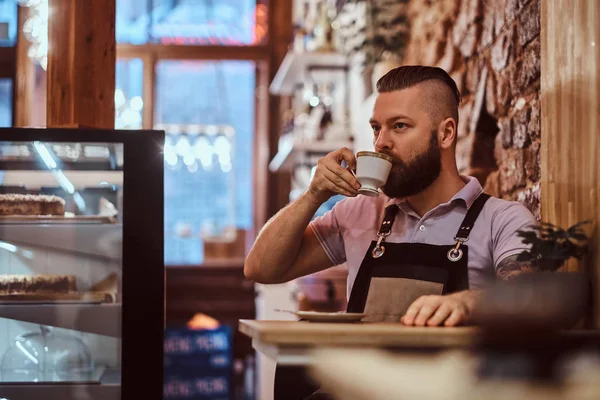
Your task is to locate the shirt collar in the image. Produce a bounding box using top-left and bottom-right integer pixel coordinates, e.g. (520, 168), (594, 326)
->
(383, 175), (484, 211)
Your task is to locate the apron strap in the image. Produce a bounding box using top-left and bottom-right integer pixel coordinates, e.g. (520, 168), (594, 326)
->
(454, 193), (491, 241)
(371, 205), (400, 258)
(380, 193), (491, 241)
(378, 204), (400, 235)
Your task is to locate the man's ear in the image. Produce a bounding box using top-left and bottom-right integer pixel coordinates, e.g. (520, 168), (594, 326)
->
(438, 117), (457, 149)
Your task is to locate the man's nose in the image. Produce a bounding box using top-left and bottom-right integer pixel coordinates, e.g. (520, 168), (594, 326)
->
(374, 129), (393, 152)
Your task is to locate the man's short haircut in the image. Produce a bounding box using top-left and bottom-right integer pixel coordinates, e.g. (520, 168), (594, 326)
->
(376, 65), (461, 126)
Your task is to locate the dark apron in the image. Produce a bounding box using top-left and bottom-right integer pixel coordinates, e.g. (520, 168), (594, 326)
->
(347, 193), (491, 320)
(273, 193), (491, 400)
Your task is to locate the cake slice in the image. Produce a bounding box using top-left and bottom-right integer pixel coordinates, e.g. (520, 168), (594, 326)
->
(0, 194), (66, 216)
(0, 274), (76, 294)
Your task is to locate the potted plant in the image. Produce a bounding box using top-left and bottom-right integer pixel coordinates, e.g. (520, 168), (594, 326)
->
(515, 219), (592, 271)
(473, 220), (594, 382)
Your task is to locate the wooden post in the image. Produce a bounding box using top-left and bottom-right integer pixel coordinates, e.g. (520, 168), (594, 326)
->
(46, 0), (116, 128)
(541, 1), (599, 326)
(14, 5), (35, 127)
(267, 0), (293, 219)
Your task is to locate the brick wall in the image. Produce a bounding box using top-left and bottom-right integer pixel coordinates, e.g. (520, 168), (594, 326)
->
(402, 0), (541, 218)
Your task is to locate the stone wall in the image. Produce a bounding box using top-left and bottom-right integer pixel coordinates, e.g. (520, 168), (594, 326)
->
(402, 0), (541, 218)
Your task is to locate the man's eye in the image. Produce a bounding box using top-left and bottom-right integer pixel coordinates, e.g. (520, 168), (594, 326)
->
(371, 125), (380, 133)
(394, 122), (407, 129)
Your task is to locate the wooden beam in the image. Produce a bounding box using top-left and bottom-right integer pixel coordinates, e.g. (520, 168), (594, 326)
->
(141, 53), (156, 129)
(267, 0), (293, 219)
(117, 44), (270, 61)
(541, 0), (599, 326)
(14, 5), (34, 127)
(46, 0), (116, 128)
(250, 60), (270, 251)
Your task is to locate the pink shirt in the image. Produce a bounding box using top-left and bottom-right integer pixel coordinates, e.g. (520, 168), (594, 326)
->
(309, 176), (538, 299)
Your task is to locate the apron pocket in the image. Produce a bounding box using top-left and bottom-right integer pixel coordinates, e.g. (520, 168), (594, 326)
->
(363, 278), (443, 322)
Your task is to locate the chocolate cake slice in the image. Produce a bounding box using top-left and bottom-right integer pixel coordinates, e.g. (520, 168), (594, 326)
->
(0, 194), (65, 216)
(0, 274), (76, 294)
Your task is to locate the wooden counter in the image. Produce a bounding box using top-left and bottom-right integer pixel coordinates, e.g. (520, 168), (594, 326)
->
(239, 320), (478, 365)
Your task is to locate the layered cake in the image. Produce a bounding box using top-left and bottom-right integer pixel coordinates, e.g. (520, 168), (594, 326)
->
(0, 194), (65, 216)
(0, 274), (76, 294)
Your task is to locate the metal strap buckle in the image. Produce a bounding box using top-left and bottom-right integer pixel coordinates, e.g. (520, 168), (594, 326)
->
(372, 231), (390, 259)
(447, 239), (464, 262)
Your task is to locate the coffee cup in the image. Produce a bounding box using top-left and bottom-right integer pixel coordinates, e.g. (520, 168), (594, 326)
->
(355, 151), (393, 197)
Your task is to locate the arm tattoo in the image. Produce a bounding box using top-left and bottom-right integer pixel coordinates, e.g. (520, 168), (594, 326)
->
(496, 254), (538, 281)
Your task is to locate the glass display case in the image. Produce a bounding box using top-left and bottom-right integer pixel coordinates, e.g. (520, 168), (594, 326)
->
(0, 128), (164, 400)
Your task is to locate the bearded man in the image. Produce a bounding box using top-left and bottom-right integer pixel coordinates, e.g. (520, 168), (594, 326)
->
(245, 65), (537, 327)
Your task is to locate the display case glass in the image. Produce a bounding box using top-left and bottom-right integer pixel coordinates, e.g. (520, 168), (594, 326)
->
(0, 128), (164, 400)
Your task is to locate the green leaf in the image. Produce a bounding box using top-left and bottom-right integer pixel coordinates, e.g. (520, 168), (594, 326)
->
(569, 220), (592, 230)
(517, 231), (538, 241)
(516, 252), (533, 262)
(569, 233), (588, 241)
(519, 219), (591, 263)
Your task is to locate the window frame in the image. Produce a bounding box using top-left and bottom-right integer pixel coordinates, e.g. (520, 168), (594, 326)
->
(0, 44), (16, 127)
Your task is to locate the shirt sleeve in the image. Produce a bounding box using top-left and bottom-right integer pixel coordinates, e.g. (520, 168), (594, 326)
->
(491, 202), (538, 269)
(308, 200), (349, 266)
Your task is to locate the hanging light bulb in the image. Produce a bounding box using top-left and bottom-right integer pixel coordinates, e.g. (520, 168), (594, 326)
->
(114, 89), (126, 109)
(186, 161), (199, 173)
(18, 0), (49, 70)
(130, 96), (143, 112)
(194, 135), (214, 169)
(163, 135), (179, 168)
(114, 87), (142, 129)
(175, 136), (191, 157)
(183, 153), (196, 167)
(213, 135), (231, 157)
(220, 162), (232, 173)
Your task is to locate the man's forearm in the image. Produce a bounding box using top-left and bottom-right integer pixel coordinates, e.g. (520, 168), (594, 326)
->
(244, 192), (323, 283)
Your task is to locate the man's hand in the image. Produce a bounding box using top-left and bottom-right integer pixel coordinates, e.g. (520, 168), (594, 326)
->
(400, 290), (481, 327)
(306, 148), (361, 205)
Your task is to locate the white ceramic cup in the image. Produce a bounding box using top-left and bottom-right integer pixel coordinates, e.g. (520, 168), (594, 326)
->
(355, 151), (393, 197)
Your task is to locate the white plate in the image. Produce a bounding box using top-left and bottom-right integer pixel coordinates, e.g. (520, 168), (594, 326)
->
(295, 311), (366, 323)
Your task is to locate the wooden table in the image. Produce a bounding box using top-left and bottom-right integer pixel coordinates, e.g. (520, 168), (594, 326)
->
(241, 320), (600, 400)
(239, 319), (479, 365)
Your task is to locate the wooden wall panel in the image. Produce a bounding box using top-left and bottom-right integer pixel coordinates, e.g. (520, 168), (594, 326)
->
(540, 0), (600, 325)
(14, 5), (34, 127)
(46, 0), (115, 128)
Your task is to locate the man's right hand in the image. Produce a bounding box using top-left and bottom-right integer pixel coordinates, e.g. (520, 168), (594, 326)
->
(306, 147), (361, 205)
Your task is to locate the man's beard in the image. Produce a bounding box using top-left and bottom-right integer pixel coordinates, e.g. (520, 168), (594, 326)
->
(380, 132), (442, 199)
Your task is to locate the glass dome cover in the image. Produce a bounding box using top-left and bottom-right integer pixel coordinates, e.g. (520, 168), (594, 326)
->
(1, 325), (94, 383)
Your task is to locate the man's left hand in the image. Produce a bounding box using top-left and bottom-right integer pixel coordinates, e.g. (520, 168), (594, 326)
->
(400, 290), (481, 327)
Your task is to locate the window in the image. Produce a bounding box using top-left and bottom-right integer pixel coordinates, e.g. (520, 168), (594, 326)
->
(0, 0), (17, 47)
(113, 57), (259, 265)
(155, 60), (255, 265)
(0, 78), (12, 127)
(116, 0), (268, 45)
